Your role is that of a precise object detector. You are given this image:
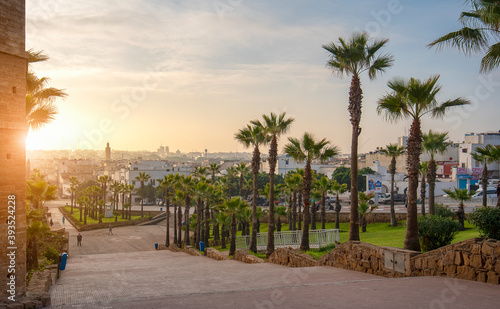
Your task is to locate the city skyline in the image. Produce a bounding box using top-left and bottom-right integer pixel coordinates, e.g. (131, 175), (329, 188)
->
(25, 0), (500, 154)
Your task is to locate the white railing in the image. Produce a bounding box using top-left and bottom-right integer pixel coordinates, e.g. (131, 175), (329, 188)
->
(236, 229), (340, 250)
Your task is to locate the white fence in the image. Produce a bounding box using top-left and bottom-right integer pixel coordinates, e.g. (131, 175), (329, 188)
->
(236, 229), (340, 250)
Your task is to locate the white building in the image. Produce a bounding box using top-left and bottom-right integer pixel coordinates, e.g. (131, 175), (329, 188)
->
(260, 155), (336, 177)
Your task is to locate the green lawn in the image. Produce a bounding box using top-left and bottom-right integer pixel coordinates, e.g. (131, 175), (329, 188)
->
(63, 206), (143, 225)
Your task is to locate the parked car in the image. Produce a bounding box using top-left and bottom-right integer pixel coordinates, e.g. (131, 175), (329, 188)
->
(471, 187), (498, 199)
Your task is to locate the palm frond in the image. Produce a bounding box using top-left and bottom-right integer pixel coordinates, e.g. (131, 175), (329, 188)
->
(480, 41), (500, 72)
(428, 27), (488, 54)
(431, 97), (471, 118)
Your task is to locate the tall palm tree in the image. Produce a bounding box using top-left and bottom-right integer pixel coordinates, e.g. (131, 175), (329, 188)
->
(379, 144), (405, 226)
(235, 163), (250, 197)
(159, 174), (175, 247)
(316, 177), (332, 229)
(377, 75), (470, 251)
(285, 172), (302, 230)
(323, 32), (393, 241)
(429, 0), (500, 72)
(422, 130), (450, 215)
(97, 175), (111, 214)
(252, 112), (295, 257)
(222, 197), (248, 256)
(68, 176), (80, 214)
(26, 49), (67, 130)
(331, 181), (348, 230)
(284, 132), (338, 251)
(443, 188), (473, 230)
(419, 161), (429, 217)
(235, 124), (269, 252)
(135, 172), (151, 218)
(110, 180), (121, 212)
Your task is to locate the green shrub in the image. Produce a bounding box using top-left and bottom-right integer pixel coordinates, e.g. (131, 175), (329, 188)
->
(435, 204), (456, 219)
(43, 246), (59, 263)
(468, 207), (500, 240)
(418, 215), (460, 251)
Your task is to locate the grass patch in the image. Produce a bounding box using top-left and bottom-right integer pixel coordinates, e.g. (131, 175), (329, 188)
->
(305, 243), (336, 260)
(63, 206), (143, 225)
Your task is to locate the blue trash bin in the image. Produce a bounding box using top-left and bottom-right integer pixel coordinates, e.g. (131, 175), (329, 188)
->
(59, 253), (68, 271)
(199, 241), (205, 252)
(155, 243), (158, 250)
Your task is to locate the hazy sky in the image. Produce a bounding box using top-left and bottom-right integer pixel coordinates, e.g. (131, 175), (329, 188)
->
(25, 0), (500, 154)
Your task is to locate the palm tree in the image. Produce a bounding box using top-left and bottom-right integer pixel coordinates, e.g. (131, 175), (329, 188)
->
(26, 49), (67, 130)
(331, 181), (348, 230)
(252, 112), (294, 257)
(26, 220), (50, 271)
(379, 144), (405, 226)
(222, 197), (248, 256)
(235, 163), (250, 197)
(377, 75), (470, 251)
(422, 130), (450, 215)
(315, 177), (332, 229)
(159, 174), (175, 247)
(443, 188), (473, 230)
(135, 172), (151, 218)
(285, 172), (302, 230)
(275, 206), (288, 232)
(97, 175), (111, 214)
(26, 179), (57, 209)
(110, 180), (121, 212)
(208, 163), (221, 185)
(68, 176), (80, 214)
(242, 178), (253, 200)
(358, 192), (377, 233)
(235, 123), (269, 253)
(284, 132), (338, 251)
(323, 32), (393, 242)
(471, 144), (500, 207)
(419, 162), (429, 217)
(214, 211), (230, 249)
(429, 0), (500, 72)
(125, 184), (135, 220)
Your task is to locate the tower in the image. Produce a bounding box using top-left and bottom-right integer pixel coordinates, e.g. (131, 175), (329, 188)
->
(0, 0), (28, 300)
(105, 142), (111, 161)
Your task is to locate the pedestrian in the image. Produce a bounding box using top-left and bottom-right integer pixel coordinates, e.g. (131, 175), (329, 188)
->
(108, 224), (113, 236)
(403, 187), (408, 209)
(77, 233), (82, 246)
(50, 218), (53, 226)
(62, 216), (65, 224)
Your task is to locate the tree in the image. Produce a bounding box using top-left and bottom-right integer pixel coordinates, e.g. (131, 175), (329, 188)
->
(331, 181), (348, 230)
(284, 132), (338, 251)
(471, 144), (500, 207)
(208, 163), (221, 184)
(324, 32), (393, 242)
(159, 174), (175, 247)
(275, 206), (288, 232)
(97, 175), (111, 215)
(135, 172), (151, 218)
(377, 75), (470, 251)
(379, 144), (405, 226)
(443, 188), (473, 230)
(285, 172), (302, 230)
(26, 49), (67, 130)
(315, 177), (332, 229)
(422, 130), (450, 215)
(358, 192), (377, 233)
(68, 177), (80, 214)
(26, 179), (57, 209)
(26, 220), (50, 271)
(222, 197), (248, 256)
(252, 112), (294, 257)
(419, 161), (429, 217)
(331, 166), (350, 188)
(235, 163), (250, 197)
(429, 0), (500, 72)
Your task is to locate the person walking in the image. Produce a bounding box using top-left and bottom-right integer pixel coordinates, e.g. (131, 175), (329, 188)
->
(50, 218), (53, 226)
(77, 233), (82, 246)
(108, 224), (113, 236)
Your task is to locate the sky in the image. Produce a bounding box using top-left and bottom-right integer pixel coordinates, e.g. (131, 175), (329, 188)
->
(25, 0), (500, 154)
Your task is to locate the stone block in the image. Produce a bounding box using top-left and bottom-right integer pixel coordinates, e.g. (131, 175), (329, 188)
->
(487, 271), (499, 285)
(477, 271), (487, 283)
(443, 251), (454, 265)
(414, 258), (422, 270)
(470, 255), (483, 268)
(455, 251), (464, 266)
(482, 242), (495, 256)
(495, 261), (500, 274)
(444, 265), (457, 277)
(5, 303), (23, 309)
(427, 258), (437, 269)
(457, 266), (476, 281)
(471, 243), (482, 254)
(463, 253), (470, 266)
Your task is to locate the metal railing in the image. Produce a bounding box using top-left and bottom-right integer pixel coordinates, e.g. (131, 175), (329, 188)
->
(236, 229), (340, 250)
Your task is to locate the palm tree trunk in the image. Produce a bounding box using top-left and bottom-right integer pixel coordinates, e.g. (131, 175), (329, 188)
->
(311, 202), (317, 230)
(166, 193), (170, 247)
(427, 159), (436, 215)
(184, 196), (190, 246)
(348, 73), (362, 242)
(292, 191), (297, 230)
(173, 204), (178, 245)
(335, 194), (341, 230)
(230, 214), (237, 256)
(321, 192), (326, 229)
(204, 200), (210, 254)
(140, 183), (144, 218)
(70, 192), (74, 214)
(482, 164), (488, 207)
(404, 118), (422, 252)
(195, 198), (202, 249)
(457, 202), (465, 231)
(250, 145), (260, 252)
(298, 193), (302, 230)
(390, 169), (397, 226)
(79, 202), (83, 222)
(300, 162), (312, 251)
(288, 195), (293, 230)
(178, 205), (183, 247)
(420, 174), (426, 216)
(266, 135), (277, 258)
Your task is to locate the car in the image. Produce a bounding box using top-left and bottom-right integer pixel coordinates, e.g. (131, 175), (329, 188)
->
(472, 187), (498, 199)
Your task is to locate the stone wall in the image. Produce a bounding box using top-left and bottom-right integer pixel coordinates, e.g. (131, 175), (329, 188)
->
(0, 0), (27, 301)
(233, 250), (265, 264)
(183, 246), (203, 256)
(318, 241), (419, 277)
(411, 238), (500, 284)
(268, 248), (319, 267)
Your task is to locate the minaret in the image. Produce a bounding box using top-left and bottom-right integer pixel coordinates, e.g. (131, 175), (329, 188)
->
(105, 142), (111, 161)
